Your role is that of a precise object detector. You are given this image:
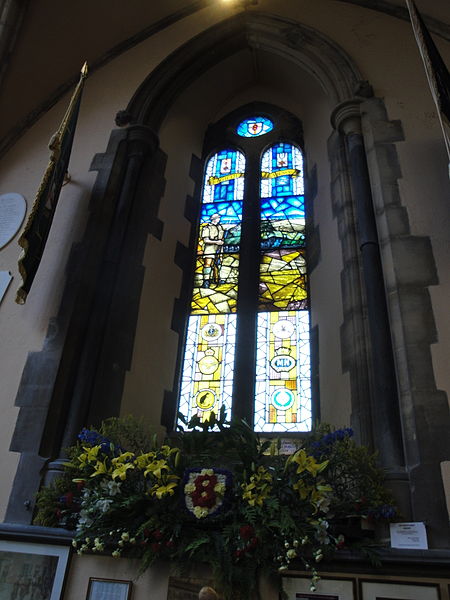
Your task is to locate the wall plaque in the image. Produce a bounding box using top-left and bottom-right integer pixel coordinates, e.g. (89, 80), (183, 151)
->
(0, 193), (26, 249)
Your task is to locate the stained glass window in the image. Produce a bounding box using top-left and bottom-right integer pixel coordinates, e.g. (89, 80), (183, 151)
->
(255, 143), (310, 432)
(179, 150), (245, 424)
(178, 118), (311, 433)
(237, 117), (274, 138)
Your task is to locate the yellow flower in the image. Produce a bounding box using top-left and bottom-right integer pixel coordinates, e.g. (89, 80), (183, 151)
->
(151, 480), (178, 499)
(293, 478), (311, 500)
(90, 459), (110, 478)
(134, 452), (156, 469)
(78, 445), (101, 467)
(160, 445), (178, 458)
(214, 483), (225, 494)
(291, 449), (328, 477)
(111, 451), (135, 465)
(111, 462), (135, 481)
(241, 466), (272, 506)
(144, 459), (169, 480)
(193, 506), (209, 519)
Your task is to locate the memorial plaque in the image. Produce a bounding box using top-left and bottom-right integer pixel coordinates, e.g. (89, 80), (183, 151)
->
(0, 193), (26, 249)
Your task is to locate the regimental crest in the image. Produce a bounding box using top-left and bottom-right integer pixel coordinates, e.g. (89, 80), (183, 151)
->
(183, 468), (232, 520)
(247, 121), (264, 136)
(236, 116), (274, 138)
(277, 152), (288, 167)
(220, 158), (232, 173)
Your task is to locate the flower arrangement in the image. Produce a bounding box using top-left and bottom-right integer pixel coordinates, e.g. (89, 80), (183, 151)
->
(35, 413), (397, 600)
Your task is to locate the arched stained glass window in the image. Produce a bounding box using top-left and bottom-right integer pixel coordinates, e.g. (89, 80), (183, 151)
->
(177, 112), (311, 433)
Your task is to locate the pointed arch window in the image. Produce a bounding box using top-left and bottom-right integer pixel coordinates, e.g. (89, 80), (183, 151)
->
(177, 110), (312, 433)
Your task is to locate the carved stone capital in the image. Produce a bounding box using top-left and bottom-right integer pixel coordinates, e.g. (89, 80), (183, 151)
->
(126, 124), (160, 156)
(115, 109), (133, 127)
(331, 99), (363, 136)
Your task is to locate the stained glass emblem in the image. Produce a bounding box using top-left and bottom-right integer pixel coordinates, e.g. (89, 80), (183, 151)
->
(236, 117), (274, 138)
(179, 314), (236, 425)
(254, 311), (311, 433)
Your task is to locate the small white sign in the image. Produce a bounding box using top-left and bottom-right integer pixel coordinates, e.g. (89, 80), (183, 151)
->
(0, 271), (12, 303)
(390, 522), (428, 549)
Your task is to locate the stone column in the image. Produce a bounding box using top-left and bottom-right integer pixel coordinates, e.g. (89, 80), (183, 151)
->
(331, 100), (405, 472)
(59, 124), (160, 451)
(6, 124), (161, 521)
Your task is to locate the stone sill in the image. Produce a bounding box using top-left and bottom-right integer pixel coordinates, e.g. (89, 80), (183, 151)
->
(1, 523), (449, 576)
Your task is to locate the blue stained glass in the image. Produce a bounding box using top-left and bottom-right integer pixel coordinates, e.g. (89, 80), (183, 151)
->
(261, 195), (305, 221)
(200, 201), (242, 225)
(261, 143), (304, 199)
(237, 117), (274, 137)
(204, 149), (245, 204)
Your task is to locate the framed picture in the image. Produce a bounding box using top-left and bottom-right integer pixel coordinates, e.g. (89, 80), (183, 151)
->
(0, 540), (70, 600)
(87, 578), (132, 600)
(283, 576), (356, 600)
(359, 579), (440, 600)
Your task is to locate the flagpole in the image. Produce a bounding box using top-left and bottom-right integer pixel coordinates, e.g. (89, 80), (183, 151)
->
(16, 62), (88, 304)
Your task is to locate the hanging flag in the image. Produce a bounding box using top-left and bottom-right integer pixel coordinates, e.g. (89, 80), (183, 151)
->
(406, 0), (450, 172)
(16, 62), (88, 304)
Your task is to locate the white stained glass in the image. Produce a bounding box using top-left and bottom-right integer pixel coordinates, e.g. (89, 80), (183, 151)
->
(178, 314), (237, 428)
(254, 311), (311, 433)
(260, 144), (304, 198)
(203, 150), (246, 204)
(235, 151), (246, 201)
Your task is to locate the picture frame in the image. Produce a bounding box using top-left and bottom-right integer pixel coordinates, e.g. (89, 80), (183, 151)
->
(359, 579), (440, 600)
(282, 575), (356, 600)
(0, 539), (70, 600)
(87, 577), (132, 600)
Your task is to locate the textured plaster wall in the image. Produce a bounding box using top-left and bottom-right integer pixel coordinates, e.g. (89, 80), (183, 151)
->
(0, 0), (449, 519)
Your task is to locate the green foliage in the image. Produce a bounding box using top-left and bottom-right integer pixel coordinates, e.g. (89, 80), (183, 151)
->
(100, 415), (157, 455)
(34, 470), (80, 529)
(34, 416), (398, 600)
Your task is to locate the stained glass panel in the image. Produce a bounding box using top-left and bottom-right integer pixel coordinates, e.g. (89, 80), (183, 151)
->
(254, 311), (311, 433)
(256, 143), (311, 432)
(178, 314), (236, 425)
(179, 149), (244, 426)
(259, 249), (308, 311)
(191, 150), (245, 314)
(236, 117), (274, 138)
(260, 144), (305, 253)
(203, 149), (246, 203)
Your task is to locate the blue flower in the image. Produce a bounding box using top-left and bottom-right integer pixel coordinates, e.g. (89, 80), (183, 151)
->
(310, 428), (353, 458)
(77, 428), (122, 456)
(368, 504), (397, 520)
